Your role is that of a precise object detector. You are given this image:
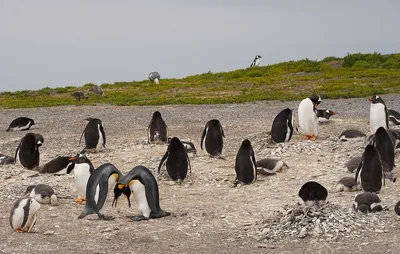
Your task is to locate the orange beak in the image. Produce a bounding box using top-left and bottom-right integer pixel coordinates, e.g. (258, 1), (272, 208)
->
(69, 157), (77, 161)
(332, 112), (337, 115)
(368, 97), (373, 102)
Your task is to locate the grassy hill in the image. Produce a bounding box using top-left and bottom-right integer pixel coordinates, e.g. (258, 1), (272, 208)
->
(1, 52), (400, 109)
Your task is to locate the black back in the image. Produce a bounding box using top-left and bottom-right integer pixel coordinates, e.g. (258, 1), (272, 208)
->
(15, 133), (43, 169)
(372, 127), (395, 172)
(201, 119), (225, 156)
(7, 117), (35, 131)
(339, 129), (366, 139)
(298, 181), (328, 203)
(158, 137), (190, 182)
(148, 111), (168, 143)
(355, 144), (383, 193)
(41, 156), (76, 174)
(235, 139), (257, 184)
(271, 108), (293, 143)
(81, 118), (105, 149)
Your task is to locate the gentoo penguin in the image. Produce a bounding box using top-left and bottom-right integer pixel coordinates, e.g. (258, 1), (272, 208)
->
(353, 192), (383, 214)
(114, 165), (171, 221)
(168, 137), (197, 154)
(394, 201), (400, 216)
(250, 55), (262, 68)
(388, 109), (400, 125)
(39, 156), (76, 174)
(345, 156), (362, 173)
(335, 177), (357, 192)
(372, 127), (395, 173)
(369, 95), (389, 134)
(70, 153), (95, 203)
(158, 137), (191, 184)
(338, 129), (366, 141)
(148, 111), (168, 143)
(234, 139), (257, 186)
(78, 163), (121, 220)
(297, 95), (321, 140)
(0, 154), (15, 165)
(15, 133), (44, 169)
(148, 72), (161, 84)
(9, 197), (40, 232)
(368, 129), (400, 149)
(24, 184), (58, 205)
(79, 118), (106, 151)
(256, 158), (289, 175)
(6, 117), (35, 132)
(355, 144), (384, 193)
(271, 108), (293, 143)
(201, 119), (225, 156)
(298, 181), (328, 207)
(316, 109), (337, 123)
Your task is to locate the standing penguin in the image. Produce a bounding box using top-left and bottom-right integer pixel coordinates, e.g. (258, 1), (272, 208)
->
(114, 165), (171, 221)
(24, 184), (58, 205)
(39, 156), (76, 174)
(250, 55), (262, 68)
(148, 111), (168, 143)
(355, 144), (384, 193)
(201, 119), (225, 156)
(9, 197), (41, 232)
(297, 95), (321, 140)
(158, 137), (191, 184)
(70, 153), (95, 203)
(234, 139), (257, 186)
(15, 133), (44, 170)
(271, 108), (293, 143)
(372, 127), (395, 173)
(6, 117), (35, 132)
(369, 95), (389, 134)
(79, 118), (106, 151)
(78, 163), (121, 220)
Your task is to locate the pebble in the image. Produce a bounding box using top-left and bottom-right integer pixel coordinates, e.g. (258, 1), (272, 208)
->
(44, 230), (55, 235)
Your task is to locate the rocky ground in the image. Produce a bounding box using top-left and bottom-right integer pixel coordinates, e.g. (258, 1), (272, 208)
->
(0, 94), (399, 254)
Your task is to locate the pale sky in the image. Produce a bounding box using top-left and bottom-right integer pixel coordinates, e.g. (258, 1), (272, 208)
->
(1, 0), (400, 92)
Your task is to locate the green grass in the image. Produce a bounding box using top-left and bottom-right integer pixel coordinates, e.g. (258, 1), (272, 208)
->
(1, 52), (400, 109)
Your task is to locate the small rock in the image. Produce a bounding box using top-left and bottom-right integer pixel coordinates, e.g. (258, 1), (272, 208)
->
(100, 227), (112, 233)
(44, 230), (54, 235)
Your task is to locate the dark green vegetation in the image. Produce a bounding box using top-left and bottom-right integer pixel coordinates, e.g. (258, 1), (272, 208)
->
(1, 52), (399, 109)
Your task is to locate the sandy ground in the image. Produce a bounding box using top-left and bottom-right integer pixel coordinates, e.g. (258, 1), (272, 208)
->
(0, 95), (400, 254)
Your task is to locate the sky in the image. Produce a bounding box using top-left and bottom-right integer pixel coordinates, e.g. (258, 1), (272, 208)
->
(1, 0), (400, 92)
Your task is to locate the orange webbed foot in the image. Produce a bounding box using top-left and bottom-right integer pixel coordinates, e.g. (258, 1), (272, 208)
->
(16, 228), (23, 233)
(75, 197), (85, 204)
(309, 135), (317, 141)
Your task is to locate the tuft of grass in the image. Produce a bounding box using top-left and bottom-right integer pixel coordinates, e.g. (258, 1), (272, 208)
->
(1, 52), (400, 109)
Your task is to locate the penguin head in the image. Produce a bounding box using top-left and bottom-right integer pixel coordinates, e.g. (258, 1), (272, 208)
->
(168, 137), (183, 150)
(152, 111), (162, 119)
(308, 95), (322, 109)
(375, 126), (387, 136)
(24, 185), (36, 196)
(85, 117), (94, 122)
(322, 109), (337, 119)
(357, 204), (370, 214)
(241, 139), (252, 149)
(112, 184), (132, 208)
(30, 119), (35, 126)
(34, 134), (44, 148)
(69, 153), (94, 171)
(368, 95), (384, 104)
(298, 181), (328, 207)
(255, 55), (262, 59)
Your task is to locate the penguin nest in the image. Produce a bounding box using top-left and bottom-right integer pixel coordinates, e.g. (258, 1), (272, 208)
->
(249, 202), (390, 242)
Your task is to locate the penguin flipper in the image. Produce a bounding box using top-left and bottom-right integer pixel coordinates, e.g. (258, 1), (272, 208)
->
(99, 124), (106, 146)
(220, 125), (225, 138)
(14, 142), (21, 163)
(96, 174), (110, 211)
(158, 152), (168, 174)
(200, 125), (207, 150)
(78, 128), (85, 145)
(186, 153), (192, 175)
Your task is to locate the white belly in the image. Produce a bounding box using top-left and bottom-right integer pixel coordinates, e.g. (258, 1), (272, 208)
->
(129, 180), (151, 218)
(254, 59), (260, 67)
(97, 174), (118, 213)
(97, 124), (104, 150)
(298, 99), (318, 136)
(370, 103), (387, 133)
(73, 164), (91, 199)
(12, 121), (31, 131)
(285, 122), (291, 142)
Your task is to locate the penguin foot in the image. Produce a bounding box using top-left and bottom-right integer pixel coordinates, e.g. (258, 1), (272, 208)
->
(303, 135), (310, 140)
(309, 135), (316, 141)
(100, 215), (115, 221)
(75, 197), (85, 204)
(16, 228), (23, 233)
(128, 215), (148, 221)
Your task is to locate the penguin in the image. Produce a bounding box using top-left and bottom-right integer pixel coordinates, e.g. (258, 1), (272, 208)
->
(250, 55), (262, 68)
(6, 117), (35, 132)
(335, 177), (357, 192)
(369, 95), (389, 134)
(114, 165), (171, 221)
(201, 119), (225, 156)
(345, 156), (362, 173)
(79, 118), (106, 151)
(9, 197), (41, 232)
(297, 95), (321, 140)
(14, 133), (44, 170)
(111, 184), (132, 208)
(338, 129), (366, 141)
(355, 144), (384, 193)
(39, 156), (76, 175)
(234, 139), (257, 186)
(70, 153), (95, 203)
(353, 192), (383, 214)
(270, 108), (293, 143)
(148, 111), (168, 143)
(0, 154), (15, 165)
(158, 137), (191, 184)
(368, 129), (400, 149)
(78, 163), (121, 220)
(316, 109), (337, 123)
(168, 137), (197, 154)
(394, 200), (400, 216)
(24, 184), (58, 205)
(371, 127), (395, 173)
(298, 181), (328, 207)
(388, 109), (400, 125)
(256, 158), (289, 175)
(148, 72), (161, 84)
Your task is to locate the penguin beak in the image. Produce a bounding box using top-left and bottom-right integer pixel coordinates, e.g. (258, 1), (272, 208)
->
(314, 104), (318, 110)
(126, 196), (131, 208)
(69, 157), (77, 161)
(368, 97), (373, 102)
(112, 197), (119, 208)
(332, 111), (337, 115)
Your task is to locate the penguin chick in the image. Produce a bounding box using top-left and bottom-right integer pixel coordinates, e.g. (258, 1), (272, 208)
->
(298, 181), (328, 207)
(24, 184), (58, 206)
(256, 158), (289, 175)
(353, 192), (383, 214)
(345, 156), (362, 173)
(339, 129), (366, 141)
(335, 177), (357, 192)
(9, 197), (41, 232)
(0, 154), (15, 165)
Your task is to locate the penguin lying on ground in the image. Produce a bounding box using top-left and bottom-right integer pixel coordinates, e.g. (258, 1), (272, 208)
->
(9, 197), (40, 232)
(316, 109), (337, 123)
(15, 133), (44, 170)
(354, 193), (383, 214)
(388, 109), (400, 125)
(24, 184), (58, 205)
(0, 154), (15, 165)
(270, 108), (293, 143)
(338, 129), (366, 141)
(114, 165), (171, 221)
(201, 119), (225, 157)
(39, 155), (76, 174)
(335, 177), (357, 192)
(6, 117), (35, 132)
(79, 118), (106, 152)
(167, 137), (197, 154)
(234, 139), (257, 186)
(256, 158), (288, 175)
(345, 156), (362, 173)
(148, 111), (168, 144)
(298, 181), (328, 207)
